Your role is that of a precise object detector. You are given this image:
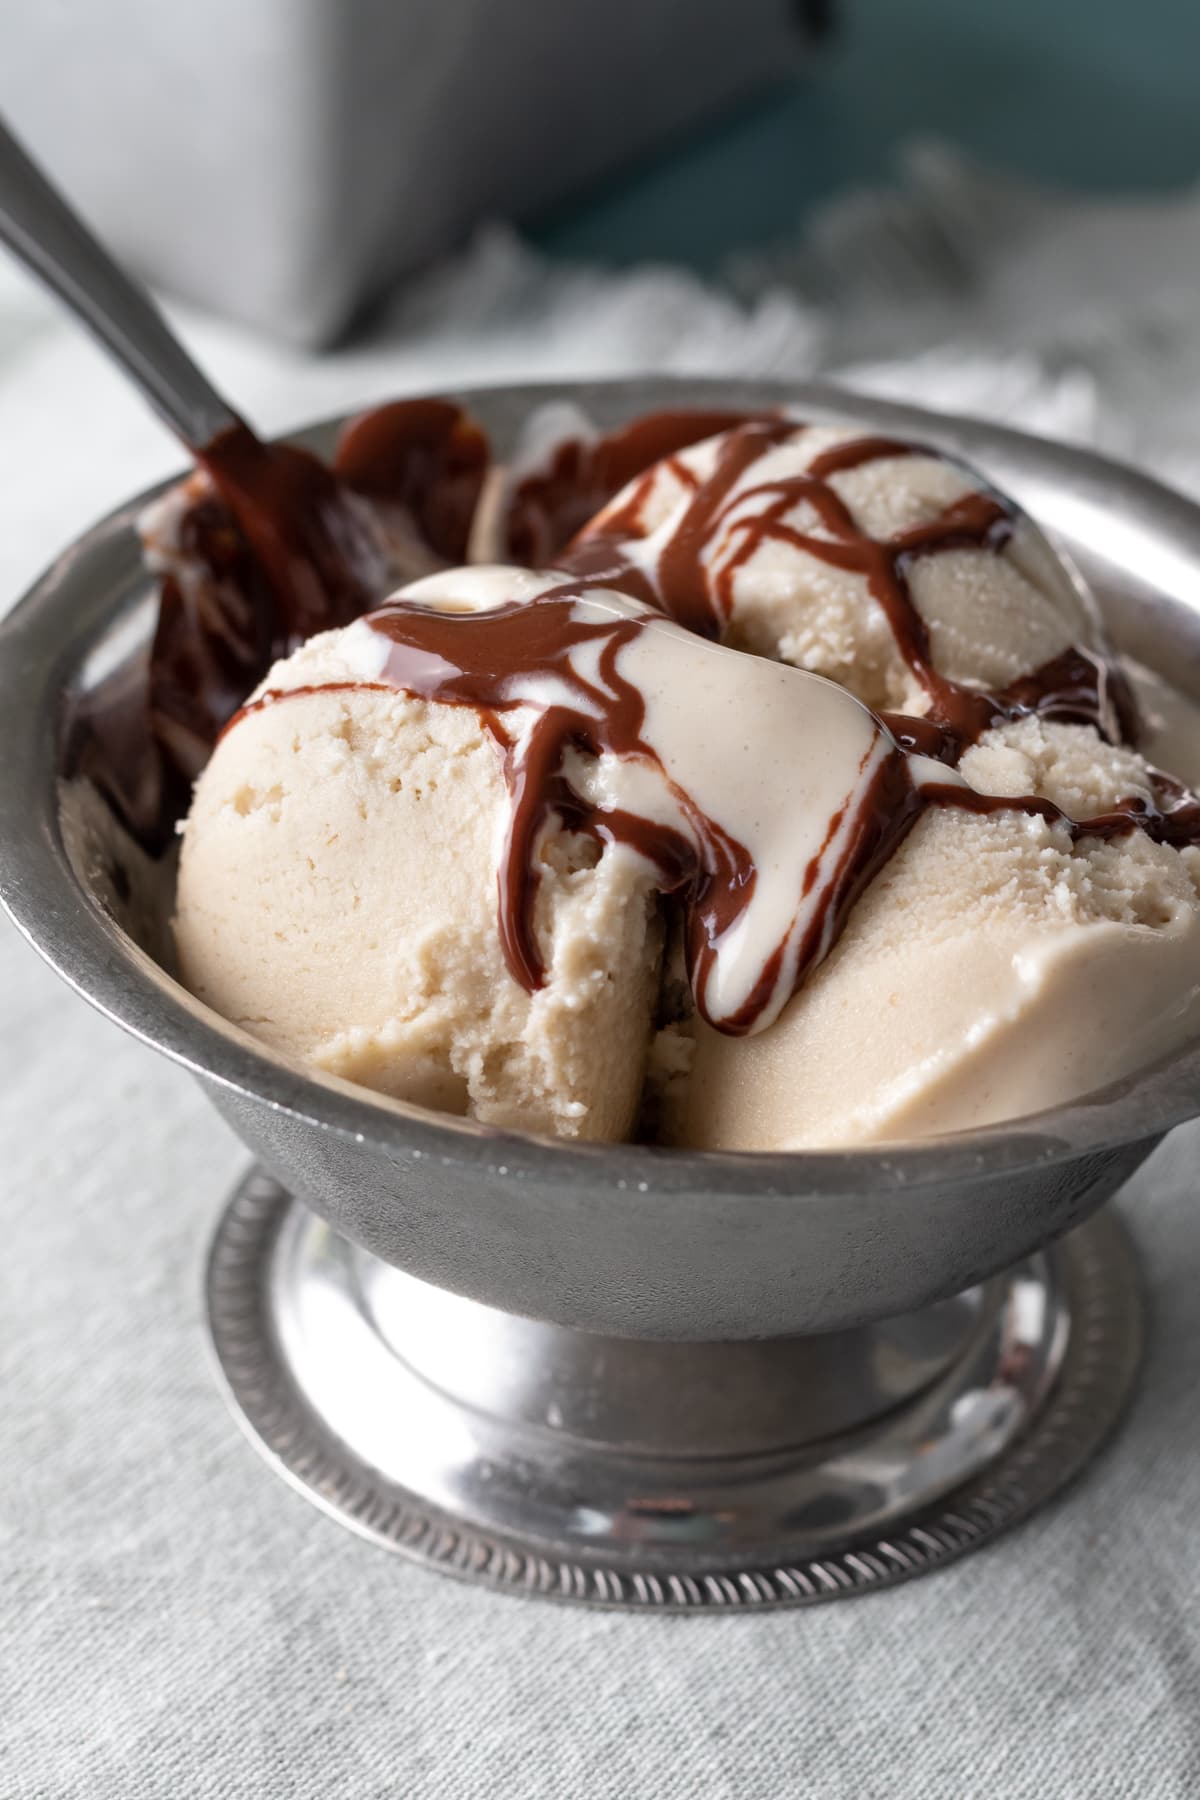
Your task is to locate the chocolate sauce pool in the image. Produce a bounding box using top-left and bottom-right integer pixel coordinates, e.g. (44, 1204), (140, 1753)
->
(80, 404), (1200, 1037)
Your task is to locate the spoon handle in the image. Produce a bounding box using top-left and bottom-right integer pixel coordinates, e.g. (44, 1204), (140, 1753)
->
(0, 115), (238, 449)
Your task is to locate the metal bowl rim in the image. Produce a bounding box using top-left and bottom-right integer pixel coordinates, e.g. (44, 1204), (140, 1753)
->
(3, 374), (1199, 1199)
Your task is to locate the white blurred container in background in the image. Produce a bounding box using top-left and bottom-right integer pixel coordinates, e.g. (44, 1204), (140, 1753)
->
(0, 0), (806, 344)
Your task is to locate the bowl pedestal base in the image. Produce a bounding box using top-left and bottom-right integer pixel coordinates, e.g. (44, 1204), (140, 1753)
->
(206, 1170), (1143, 1611)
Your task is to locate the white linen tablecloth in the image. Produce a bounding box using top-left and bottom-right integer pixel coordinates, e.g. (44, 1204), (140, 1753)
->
(4, 150), (1200, 1797)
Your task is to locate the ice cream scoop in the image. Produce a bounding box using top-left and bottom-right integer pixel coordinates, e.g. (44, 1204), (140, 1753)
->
(673, 714), (1200, 1148)
(174, 566), (962, 1131)
(172, 626), (661, 1141)
(563, 418), (1116, 724)
(174, 528), (1200, 1147)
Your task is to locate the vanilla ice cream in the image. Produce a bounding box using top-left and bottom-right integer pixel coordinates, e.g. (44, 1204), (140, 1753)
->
(172, 624), (662, 1141)
(174, 562), (944, 1133)
(168, 407), (1200, 1149)
(566, 420), (1103, 718)
(671, 714), (1200, 1149)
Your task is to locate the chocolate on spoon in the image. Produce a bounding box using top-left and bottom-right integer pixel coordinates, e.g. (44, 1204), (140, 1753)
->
(0, 115), (378, 617)
(0, 117), (496, 839)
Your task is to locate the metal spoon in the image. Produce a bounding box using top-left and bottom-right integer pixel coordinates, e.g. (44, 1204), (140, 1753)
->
(0, 114), (376, 636)
(0, 114), (237, 448)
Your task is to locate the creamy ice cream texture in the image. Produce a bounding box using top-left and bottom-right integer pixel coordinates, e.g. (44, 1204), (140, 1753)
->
(174, 566), (942, 1137)
(564, 421), (1100, 715)
(173, 617), (660, 1142)
(172, 415), (1200, 1148)
(677, 715), (1200, 1148)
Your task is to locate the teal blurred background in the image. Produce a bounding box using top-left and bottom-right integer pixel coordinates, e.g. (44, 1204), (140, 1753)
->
(537, 0), (1200, 267)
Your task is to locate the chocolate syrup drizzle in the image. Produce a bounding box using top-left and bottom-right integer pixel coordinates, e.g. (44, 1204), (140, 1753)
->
(80, 402), (1200, 1035)
(503, 409), (764, 565)
(328, 598), (755, 1008)
(222, 416), (1200, 1033)
(238, 590), (927, 1033)
(564, 420), (1138, 742)
(578, 421), (1200, 838)
(557, 420), (1200, 843)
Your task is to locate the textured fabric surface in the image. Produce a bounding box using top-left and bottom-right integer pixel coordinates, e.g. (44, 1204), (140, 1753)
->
(4, 151), (1200, 1797)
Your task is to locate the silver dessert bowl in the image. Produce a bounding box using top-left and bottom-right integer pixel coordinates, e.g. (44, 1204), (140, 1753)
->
(2, 376), (1197, 1608)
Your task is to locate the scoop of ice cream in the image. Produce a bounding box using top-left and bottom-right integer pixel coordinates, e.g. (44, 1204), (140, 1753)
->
(173, 563), (936, 1135)
(565, 421), (1104, 720)
(172, 626), (663, 1141)
(670, 714), (1200, 1149)
(167, 407), (1200, 1152)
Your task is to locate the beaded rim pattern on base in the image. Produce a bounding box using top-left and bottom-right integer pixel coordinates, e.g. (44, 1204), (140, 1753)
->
(206, 1170), (1143, 1612)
